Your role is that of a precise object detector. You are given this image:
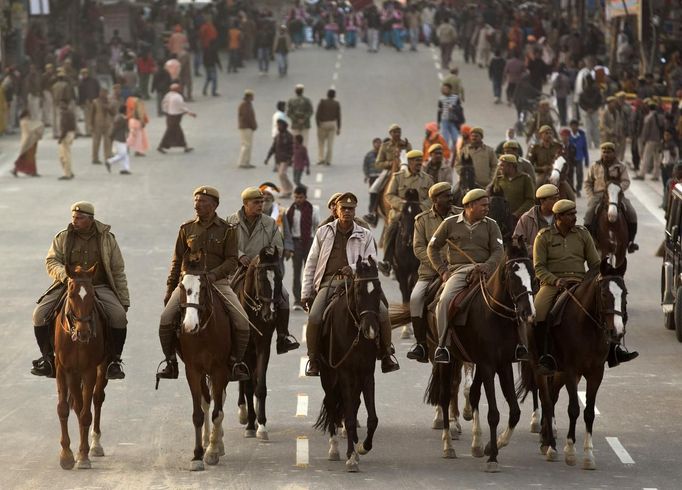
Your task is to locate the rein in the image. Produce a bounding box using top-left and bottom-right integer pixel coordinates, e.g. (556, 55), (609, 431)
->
(63, 280), (97, 343)
(563, 274), (625, 331)
(180, 275), (215, 333)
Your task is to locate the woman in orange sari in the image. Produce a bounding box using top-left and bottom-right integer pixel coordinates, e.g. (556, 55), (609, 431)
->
(126, 96), (149, 156)
(12, 110), (44, 176)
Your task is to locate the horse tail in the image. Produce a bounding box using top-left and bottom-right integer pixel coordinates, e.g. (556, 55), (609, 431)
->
(314, 383), (344, 434)
(423, 365), (442, 406)
(515, 361), (535, 402)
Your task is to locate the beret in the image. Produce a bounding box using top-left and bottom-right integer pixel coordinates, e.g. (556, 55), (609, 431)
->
(327, 192), (343, 209)
(241, 187), (263, 201)
(428, 143), (443, 154)
(429, 182), (452, 200)
(536, 183), (559, 199)
(606, 95), (617, 102)
(244, 89), (254, 96)
(295, 83), (304, 90)
(406, 149), (423, 159)
(615, 91), (627, 97)
(502, 140), (521, 150)
(193, 186), (220, 201)
(552, 199), (576, 214)
(470, 127), (484, 137)
(71, 201), (95, 216)
(337, 192), (358, 208)
(539, 125), (553, 134)
(388, 123), (401, 132)
(600, 142), (616, 151)
(462, 188), (488, 205)
(499, 154), (518, 164)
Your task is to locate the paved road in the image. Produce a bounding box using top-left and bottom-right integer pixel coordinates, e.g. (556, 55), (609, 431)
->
(1, 43), (680, 490)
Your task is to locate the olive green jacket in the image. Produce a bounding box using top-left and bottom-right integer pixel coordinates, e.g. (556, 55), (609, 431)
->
(533, 224), (600, 286)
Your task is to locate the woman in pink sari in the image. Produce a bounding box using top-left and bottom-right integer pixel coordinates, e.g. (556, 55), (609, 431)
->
(126, 97), (149, 156)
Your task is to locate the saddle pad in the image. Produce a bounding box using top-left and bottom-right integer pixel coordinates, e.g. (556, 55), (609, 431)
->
(548, 283), (580, 328)
(448, 283), (482, 327)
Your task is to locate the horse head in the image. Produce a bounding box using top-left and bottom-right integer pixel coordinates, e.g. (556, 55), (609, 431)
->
(250, 246), (281, 324)
(606, 182), (622, 223)
(353, 256), (382, 341)
(598, 257), (628, 342)
(503, 238), (536, 325)
(459, 164), (477, 192)
(549, 155), (566, 186)
(66, 264), (97, 343)
(180, 272), (204, 334)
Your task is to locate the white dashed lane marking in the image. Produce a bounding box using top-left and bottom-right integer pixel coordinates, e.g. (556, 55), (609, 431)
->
(301, 322), (307, 344)
(577, 391), (600, 415)
(299, 357), (308, 378)
(296, 436), (309, 467)
(313, 188), (322, 199)
(606, 437), (635, 465)
(296, 394), (309, 417)
(315, 172), (323, 183)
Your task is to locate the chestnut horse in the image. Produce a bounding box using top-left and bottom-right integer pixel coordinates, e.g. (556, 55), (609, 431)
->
(54, 264), (108, 470)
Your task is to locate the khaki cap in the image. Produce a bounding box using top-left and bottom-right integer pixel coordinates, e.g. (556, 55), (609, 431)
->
(499, 154), (518, 164)
(241, 187), (263, 201)
(462, 188), (488, 205)
(600, 142), (616, 151)
(615, 91), (627, 97)
(71, 201), (95, 216)
(502, 140), (521, 150)
(337, 192), (358, 208)
(295, 83), (304, 90)
(470, 127), (484, 137)
(539, 125), (553, 134)
(244, 89), (254, 96)
(429, 182), (452, 200)
(193, 186), (220, 202)
(427, 143), (443, 154)
(56, 68), (66, 76)
(388, 123), (401, 132)
(327, 192), (343, 209)
(406, 149), (423, 159)
(606, 95), (617, 103)
(552, 199), (576, 214)
(536, 184), (559, 199)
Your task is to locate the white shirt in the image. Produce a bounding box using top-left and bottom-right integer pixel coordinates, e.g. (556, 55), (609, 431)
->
(291, 205), (320, 238)
(272, 110), (290, 138)
(162, 91), (189, 116)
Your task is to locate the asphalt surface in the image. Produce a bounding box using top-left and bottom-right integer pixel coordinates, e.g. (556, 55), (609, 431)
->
(1, 41), (680, 490)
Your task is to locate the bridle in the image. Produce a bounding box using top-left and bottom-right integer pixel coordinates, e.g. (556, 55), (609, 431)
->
(479, 257), (534, 322)
(179, 273), (214, 332)
(64, 278), (96, 343)
(242, 261), (280, 315)
(564, 274), (627, 333)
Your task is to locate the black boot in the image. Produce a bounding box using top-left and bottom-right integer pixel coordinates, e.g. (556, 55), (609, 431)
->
(363, 193), (379, 226)
(627, 222), (639, 253)
(535, 321), (557, 375)
(155, 325), (178, 389)
(31, 325), (55, 378)
(230, 358), (251, 381)
(607, 342), (639, 368)
(305, 355), (320, 376)
(106, 328), (127, 380)
(407, 317), (428, 363)
(378, 223), (397, 276)
(515, 344), (530, 361)
(381, 352), (400, 373)
(275, 309), (300, 354)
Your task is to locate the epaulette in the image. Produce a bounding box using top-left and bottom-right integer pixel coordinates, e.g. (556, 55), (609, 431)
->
(536, 227), (550, 238)
(181, 218), (196, 226)
(414, 209), (430, 221)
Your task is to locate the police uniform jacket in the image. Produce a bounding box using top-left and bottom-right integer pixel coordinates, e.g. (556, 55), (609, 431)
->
(414, 205), (462, 280)
(533, 224), (600, 286)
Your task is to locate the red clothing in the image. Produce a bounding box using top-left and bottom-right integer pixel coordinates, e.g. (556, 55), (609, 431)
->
(228, 28), (241, 50)
(199, 22), (218, 49)
(292, 143), (310, 171)
(136, 56), (156, 75)
(422, 133), (451, 162)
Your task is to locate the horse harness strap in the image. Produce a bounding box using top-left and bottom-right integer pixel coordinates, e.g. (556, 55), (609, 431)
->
(211, 283), (264, 337)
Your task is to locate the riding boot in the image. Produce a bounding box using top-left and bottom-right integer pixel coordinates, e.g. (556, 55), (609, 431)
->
(155, 324), (178, 387)
(407, 316), (429, 363)
(607, 342), (639, 368)
(380, 318), (400, 373)
(106, 327), (127, 380)
(434, 306), (457, 364)
(378, 224), (396, 277)
(31, 325), (55, 378)
(627, 222), (639, 253)
(305, 355), (320, 376)
(230, 326), (251, 381)
(363, 193), (379, 226)
(535, 321), (557, 375)
(275, 308), (300, 354)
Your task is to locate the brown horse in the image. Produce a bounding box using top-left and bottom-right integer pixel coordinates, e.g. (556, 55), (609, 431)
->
(547, 155), (576, 201)
(518, 258), (627, 470)
(593, 183), (628, 268)
(54, 264), (108, 470)
(235, 247), (281, 440)
(175, 263), (233, 471)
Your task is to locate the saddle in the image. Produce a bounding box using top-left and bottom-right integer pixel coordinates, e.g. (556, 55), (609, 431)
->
(425, 280), (481, 327)
(547, 282), (581, 328)
(321, 280), (349, 326)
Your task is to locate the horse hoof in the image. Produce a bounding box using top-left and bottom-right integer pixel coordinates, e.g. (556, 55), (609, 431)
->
(484, 443), (492, 456)
(540, 445), (549, 455)
(546, 447), (558, 462)
(346, 455), (359, 472)
(60, 452), (75, 470)
(530, 421), (541, 434)
(442, 448), (457, 459)
(432, 419), (444, 430)
(485, 461), (500, 473)
(190, 459), (205, 471)
(238, 404), (248, 425)
(89, 446), (104, 457)
(583, 457), (596, 470)
(256, 426), (269, 441)
(244, 429), (257, 438)
(218, 441), (225, 456)
(356, 442), (369, 455)
(76, 459), (91, 470)
(471, 446), (484, 458)
(328, 450), (340, 461)
(204, 451), (219, 466)
(463, 408), (473, 421)
(400, 326), (411, 339)
(450, 427), (460, 440)
(565, 453), (577, 466)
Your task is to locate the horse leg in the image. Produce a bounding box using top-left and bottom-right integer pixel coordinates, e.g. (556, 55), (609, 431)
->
(530, 387), (541, 434)
(89, 366), (107, 458)
(358, 374), (378, 455)
(563, 374), (580, 467)
(243, 376), (257, 438)
(462, 362), (474, 421)
(237, 381), (247, 425)
(583, 369), (604, 470)
(57, 367), (75, 470)
(449, 359), (463, 438)
(255, 345), (271, 441)
(438, 363), (456, 459)
(201, 377), (210, 450)
(432, 405), (444, 430)
(539, 374), (559, 461)
(186, 368), (206, 471)
(469, 367), (484, 458)
(480, 367), (501, 472)
(204, 372), (228, 465)
(342, 378), (360, 472)
(496, 363), (520, 451)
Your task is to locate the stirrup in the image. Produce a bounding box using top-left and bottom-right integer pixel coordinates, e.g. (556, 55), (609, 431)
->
(381, 353), (400, 373)
(406, 343), (428, 363)
(106, 360), (125, 380)
(434, 346), (451, 364)
(305, 358), (320, 377)
(231, 362), (251, 381)
(276, 334), (300, 354)
(537, 354), (557, 376)
(155, 359), (178, 390)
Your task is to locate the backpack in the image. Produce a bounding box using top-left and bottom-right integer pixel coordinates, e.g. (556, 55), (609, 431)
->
(449, 97), (465, 127)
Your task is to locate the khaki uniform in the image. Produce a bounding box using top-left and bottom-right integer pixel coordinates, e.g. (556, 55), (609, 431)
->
(41, 70), (57, 128)
(286, 94), (314, 146)
(599, 108), (626, 158)
(385, 168), (433, 220)
(525, 112), (557, 140)
(533, 224), (600, 322)
(491, 172), (535, 217)
(33, 220), (129, 329)
(455, 143), (498, 188)
(583, 159), (636, 225)
(518, 157), (536, 185)
(424, 159), (454, 185)
(369, 137), (413, 196)
(428, 213), (503, 338)
(528, 141), (563, 188)
(90, 98), (115, 162)
(51, 79), (75, 138)
(160, 215), (248, 338)
(410, 205), (461, 317)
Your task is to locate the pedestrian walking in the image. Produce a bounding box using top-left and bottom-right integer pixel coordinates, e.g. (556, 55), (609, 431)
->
(151, 61), (172, 117)
(292, 134), (310, 187)
(136, 50), (156, 100)
(578, 75), (602, 148)
(11, 110), (44, 177)
(363, 137), (382, 186)
(202, 40), (222, 97)
(315, 89), (341, 166)
(158, 83), (196, 154)
(503, 51), (524, 107)
(287, 84), (313, 147)
(551, 65), (572, 126)
(237, 89), (257, 169)
(41, 63), (56, 128)
(273, 25), (292, 77)
(287, 186), (320, 310)
(90, 88), (115, 164)
(126, 97), (149, 157)
(437, 82), (464, 150)
(265, 119), (294, 198)
(256, 19), (275, 75)
(635, 100), (665, 181)
(78, 68), (100, 137)
(227, 21), (242, 74)
(57, 101), (76, 180)
(569, 119), (589, 196)
(365, 5), (381, 53)
(106, 105), (131, 175)
(24, 64), (42, 121)
(436, 19), (456, 68)
(272, 101), (289, 138)
(488, 50), (505, 104)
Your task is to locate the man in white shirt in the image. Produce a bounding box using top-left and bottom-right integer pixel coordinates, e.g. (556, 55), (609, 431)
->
(272, 100), (290, 139)
(158, 83), (196, 153)
(287, 186), (320, 310)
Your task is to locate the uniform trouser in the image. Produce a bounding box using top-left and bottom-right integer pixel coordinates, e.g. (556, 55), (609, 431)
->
(59, 131), (75, 177)
(42, 90), (53, 127)
(640, 141), (662, 179)
(238, 128), (254, 167)
(534, 284), (560, 323)
(317, 120), (337, 164)
(28, 94), (42, 121)
(108, 141), (130, 171)
(291, 128), (309, 148)
(292, 238), (312, 302)
(583, 194), (637, 225)
(306, 279), (391, 357)
(278, 161), (294, 195)
(33, 284), (127, 329)
(92, 125), (113, 161)
(617, 138), (627, 162)
(410, 279), (433, 317)
(435, 265), (475, 342)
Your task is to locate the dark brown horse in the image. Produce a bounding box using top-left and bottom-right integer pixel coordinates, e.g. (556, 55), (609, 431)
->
(176, 262), (233, 471)
(425, 241), (536, 472)
(314, 257), (382, 472)
(391, 188), (421, 307)
(235, 247), (281, 440)
(593, 183), (628, 268)
(54, 264), (108, 470)
(518, 258), (627, 470)
(452, 164), (480, 207)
